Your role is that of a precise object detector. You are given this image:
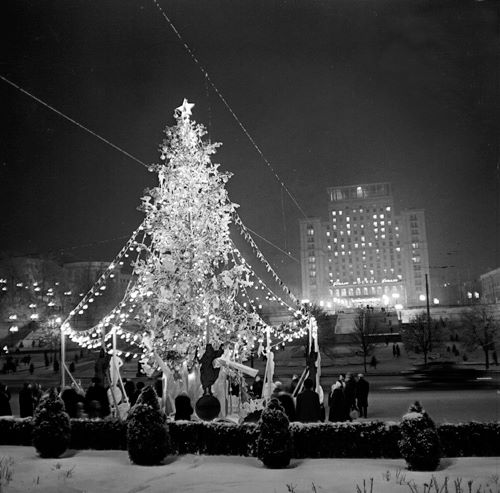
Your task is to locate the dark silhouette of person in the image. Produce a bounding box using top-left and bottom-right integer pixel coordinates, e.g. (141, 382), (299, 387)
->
(85, 377), (110, 418)
(296, 378), (321, 423)
(344, 373), (357, 417)
(174, 393), (193, 420)
(328, 382), (346, 422)
(251, 376), (263, 398)
(0, 383), (12, 416)
(356, 374), (370, 418)
(19, 383), (34, 417)
(277, 391), (296, 422)
(131, 381), (145, 406)
(61, 385), (84, 418)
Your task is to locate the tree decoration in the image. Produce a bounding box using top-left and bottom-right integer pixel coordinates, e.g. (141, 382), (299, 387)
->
(132, 100), (260, 371)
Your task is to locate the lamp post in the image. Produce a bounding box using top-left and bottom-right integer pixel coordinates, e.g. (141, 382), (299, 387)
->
(425, 274), (431, 353)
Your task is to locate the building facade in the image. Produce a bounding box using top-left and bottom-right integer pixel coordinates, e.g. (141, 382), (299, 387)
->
(299, 183), (430, 310)
(480, 267), (500, 304)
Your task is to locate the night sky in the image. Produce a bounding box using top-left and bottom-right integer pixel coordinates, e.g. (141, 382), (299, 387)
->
(1, 0), (499, 297)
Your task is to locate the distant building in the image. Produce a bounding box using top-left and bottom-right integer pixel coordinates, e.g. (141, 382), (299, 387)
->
(299, 182), (430, 310)
(480, 267), (500, 304)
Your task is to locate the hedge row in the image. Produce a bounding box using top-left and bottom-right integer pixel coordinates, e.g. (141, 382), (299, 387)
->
(1, 418), (499, 458)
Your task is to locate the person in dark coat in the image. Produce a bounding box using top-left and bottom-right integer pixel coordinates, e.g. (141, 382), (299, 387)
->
(85, 377), (110, 418)
(344, 373), (357, 418)
(174, 393), (193, 420)
(0, 383), (12, 416)
(131, 381), (145, 406)
(328, 382), (346, 422)
(61, 385), (84, 418)
(277, 391), (296, 422)
(296, 378), (321, 423)
(19, 383), (34, 417)
(356, 374), (370, 418)
(251, 376), (263, 398)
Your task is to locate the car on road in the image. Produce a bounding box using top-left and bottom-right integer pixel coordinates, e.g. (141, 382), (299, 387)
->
(401, 361), (493, 387)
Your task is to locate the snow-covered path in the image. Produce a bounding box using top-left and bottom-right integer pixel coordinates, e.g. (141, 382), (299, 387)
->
(0, 447), (499, 493)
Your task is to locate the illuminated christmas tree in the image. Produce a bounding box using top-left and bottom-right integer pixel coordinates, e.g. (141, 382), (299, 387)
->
(134, 100), (260, 373)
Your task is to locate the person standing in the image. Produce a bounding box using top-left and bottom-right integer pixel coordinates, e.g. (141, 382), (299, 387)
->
(19, 383), (34, 417)
(296, 378), (321, 423)
(356, 374), (370, 418)
(328, 382), (345, 422)
(344, 373), (357, 418)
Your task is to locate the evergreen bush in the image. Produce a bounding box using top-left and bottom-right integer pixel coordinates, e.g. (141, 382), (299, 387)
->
(398, 401), (442, 471)
(256, 398), (292, 468)
(32, 387), (71, 458)
(126, 386), (170, 465)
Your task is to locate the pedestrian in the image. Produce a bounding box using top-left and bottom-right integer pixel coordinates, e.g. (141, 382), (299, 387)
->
(84, 377), (110, 418)
(289, 374), (300, 395)
(69, 362), (75, 373)
(29, 363), (34, 375)
(277, 390), (296, 422)
(493, 350), (498, 366)
(328, 382), (345, 422)
(396, 344), (401, 358)
(271, 381), (283, 399)
(31, 383), (42, 409)
(296, 378), (321, 423)
(131, 381), (145, 406)
(356, 374), (369, 418)
(61, 385), (84, 418)
(251, 375), (263, 398)
(369, 355), (378, 369)
(174, 393), (193, 420)
(19, 382), (34, 417)
(344, 373), (357, 418)
(0, 383), (12, 416)
(392, 344), (397, 358)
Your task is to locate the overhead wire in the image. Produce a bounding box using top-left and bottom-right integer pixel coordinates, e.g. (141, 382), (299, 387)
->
(0, 74), (149, 170)
(150, 0), (309, 220)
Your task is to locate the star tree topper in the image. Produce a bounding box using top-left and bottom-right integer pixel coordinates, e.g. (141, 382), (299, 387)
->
(175, 98), (195, 119)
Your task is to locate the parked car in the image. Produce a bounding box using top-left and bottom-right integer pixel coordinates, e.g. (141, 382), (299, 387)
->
(402, 361), (488, 387)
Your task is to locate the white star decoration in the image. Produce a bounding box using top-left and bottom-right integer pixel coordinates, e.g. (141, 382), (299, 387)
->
(175, 98), (195, 119)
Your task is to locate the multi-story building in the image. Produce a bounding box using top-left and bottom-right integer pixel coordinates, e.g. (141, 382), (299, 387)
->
(480, 267), (500, 304)
(299, 182), (430, 310)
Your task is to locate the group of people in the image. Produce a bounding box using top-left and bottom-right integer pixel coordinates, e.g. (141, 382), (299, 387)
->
(0, 381), (43, 417)
(328, 373), (369, 421)
(250, 372), (370, 423)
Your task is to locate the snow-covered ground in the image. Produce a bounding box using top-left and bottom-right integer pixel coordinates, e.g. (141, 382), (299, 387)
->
(0, 447), (499, 493)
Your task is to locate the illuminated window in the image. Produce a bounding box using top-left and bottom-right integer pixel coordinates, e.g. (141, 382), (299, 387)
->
(386, 206), (391, 211)
(332, 211), (337, 216)
(326, 231), (330, 237)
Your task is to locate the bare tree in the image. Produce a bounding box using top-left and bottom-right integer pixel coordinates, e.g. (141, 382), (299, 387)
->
(401, 312), (441, 365)
(461, 305), (498, 369)
(352, 308), (379, 373)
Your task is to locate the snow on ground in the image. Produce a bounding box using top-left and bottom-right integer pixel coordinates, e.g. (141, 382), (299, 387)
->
(0, 447), (499, 493)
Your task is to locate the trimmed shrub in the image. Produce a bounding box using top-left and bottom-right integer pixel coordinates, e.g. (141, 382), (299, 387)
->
(126, 386), (169, 465)
(256, 398), (292, 468)
(70, 418), (127, 450)
(1, 415), (499, 458)
(32, 388), (71, 458)
(290, 421), (401, 458)
(399, 401), (442, 471)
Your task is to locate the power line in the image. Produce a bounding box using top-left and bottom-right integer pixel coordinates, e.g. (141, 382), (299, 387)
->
(245, 226), (299, 263)
(1, 74), (299, 265)
(151, 0), (309, 220)
(0, 75), (149, 170)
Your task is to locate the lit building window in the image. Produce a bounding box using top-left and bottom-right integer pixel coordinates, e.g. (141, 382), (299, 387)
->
(332, 211), (337, 216)
(326, 231), (331, 237)
(386, 206), (391, 211)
